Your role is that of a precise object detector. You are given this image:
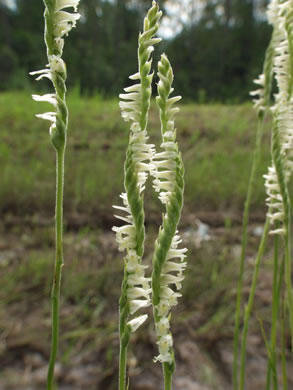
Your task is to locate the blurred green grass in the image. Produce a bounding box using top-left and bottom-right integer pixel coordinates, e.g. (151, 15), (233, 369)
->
(0, 91), (272, 221)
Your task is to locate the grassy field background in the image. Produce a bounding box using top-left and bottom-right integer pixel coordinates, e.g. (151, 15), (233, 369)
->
(0, 91), (271, 221)
(1, 92), (287, 390)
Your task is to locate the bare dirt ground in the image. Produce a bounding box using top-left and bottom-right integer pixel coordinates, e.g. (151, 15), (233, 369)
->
(0, 212), (293, 390)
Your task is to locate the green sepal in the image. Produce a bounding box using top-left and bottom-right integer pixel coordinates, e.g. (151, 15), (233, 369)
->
(163, 359), (175, 376)
(50, 126), (65, 151)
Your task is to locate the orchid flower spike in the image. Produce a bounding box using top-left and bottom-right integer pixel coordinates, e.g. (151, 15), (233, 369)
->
(262, 1), (293, 236)
(151, 54), (186, 374)
(113, 3), (162, 390)
(30, 0), (80, 150)
(113, 0), (161, 339)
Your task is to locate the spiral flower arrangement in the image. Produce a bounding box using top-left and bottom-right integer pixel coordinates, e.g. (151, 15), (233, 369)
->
(113, 3), (186, 390)
(112, 2), (162, 389)
(264, 1), (293, 235)
(30, 1), (80, 389)
(262, 0), (293, 360)
(151, 55), (186, 385)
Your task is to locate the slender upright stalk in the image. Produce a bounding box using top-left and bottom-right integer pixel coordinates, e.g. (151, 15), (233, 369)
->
(233, 113), (265, 389)
(119, 342), (127, 390)
(239, 217), (270, 390)
(281, 290), (288, 390)
(284, 224), (293, 349)
(266, 233), (280, 390)
(234, 20), (275, 388)
(30, 2), (80, 388)
(47, 147), (65, 390)
(163, 364), (172, 390)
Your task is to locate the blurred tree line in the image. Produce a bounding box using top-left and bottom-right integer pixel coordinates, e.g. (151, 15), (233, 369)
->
(0, 0), (271, 102)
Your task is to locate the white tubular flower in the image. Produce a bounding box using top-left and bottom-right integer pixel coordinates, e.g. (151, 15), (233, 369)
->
(30, 68), (52, 81)
(127, 315), (148, 333)
(32, 93), (58, 106)
(112, 223), (137, 252)
(36, 112), (57, 123)
(156, 317), (170, 337)
(154, 334), (173, 363)
(54, 11), (80, 38)
(264, 165), (286, 235)
(250, 74), (266, 112)
(49, 55), (67, 74)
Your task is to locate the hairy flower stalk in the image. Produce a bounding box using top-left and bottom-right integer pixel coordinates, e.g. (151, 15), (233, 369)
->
(151, 54), (186, 390)
(30, 1), (80, 389)
(112, 3), (162, 390)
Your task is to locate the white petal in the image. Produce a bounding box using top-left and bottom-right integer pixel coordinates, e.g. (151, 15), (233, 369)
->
(129, 299), (151, 315)
(156, 318), (170, 337)
(128, 287), (151, 300)
(156, 300), (170, 317)
(49, 55), (66, 74)
(36, 112), (57, 123)
(56, 0), (80, 11)
(32, 94), (57, 106)
(54, 10), (81, 24)
(128, 314), (148, 332)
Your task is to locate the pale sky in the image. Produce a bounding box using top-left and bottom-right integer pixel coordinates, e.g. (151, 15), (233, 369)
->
(3, 0), (265, 38)
(4, 0), (16, 8)
(159, 0), (206, 38)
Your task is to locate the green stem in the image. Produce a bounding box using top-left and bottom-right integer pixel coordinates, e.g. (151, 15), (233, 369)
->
(284, 222), (293, 350)
(163, 363), (172, 390)
(119, 344), (127, 390)
(239, 217), (270, 390)
(47, 147), (65, 390)
(233, 114), (265, 390)
(266, 233), (280, 390)
(281, 288), (288, 390)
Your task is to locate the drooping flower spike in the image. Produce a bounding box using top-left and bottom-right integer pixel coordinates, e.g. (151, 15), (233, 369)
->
(151, 54), (186, 383)
(112, 2), (162, 389)
(30, 2), (80, 389)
